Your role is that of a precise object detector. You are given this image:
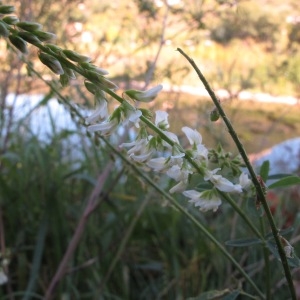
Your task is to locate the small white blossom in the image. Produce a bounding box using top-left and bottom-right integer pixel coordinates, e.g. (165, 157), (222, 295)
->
(147, 157), (169, 172)
(239, 172), (252, 190)
(125, 84), (163, 102)
(167, 165), (191, 193)
(130, 150), (154, 163)
(182, 126), (208, 161)
(204, 169), (243, 193)
(183, 190), (222, 212)
(124, 109), (142, 128)
(87, 118), (118, 135)
(121, 137), (154, 163)
(155, 110), (169, 129)
(170, 181), (188, 193)
(162, 131), (180, 148)
(182, 126), (202, 146)
(86, 100), (108, 123)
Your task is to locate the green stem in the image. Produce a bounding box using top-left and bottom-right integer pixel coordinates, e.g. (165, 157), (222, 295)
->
(259, 217), (271, 300)
(23, 51), (264, 299)
(177, 47), (296, 300)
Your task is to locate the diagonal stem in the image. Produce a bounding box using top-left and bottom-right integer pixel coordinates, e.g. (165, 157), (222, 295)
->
(177, 47), (296, 300)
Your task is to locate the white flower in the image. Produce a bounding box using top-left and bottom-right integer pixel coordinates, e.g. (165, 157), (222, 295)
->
(123, 109), (142, 128)
(162, 131), (180, 148)
(167, 165), (191, 193)
(121, 137), (154, 163)
(87, 118), (118, 135)
(147, 157), (169, 172)
(124, 84), (163, 102)
(239, 172), (252, 190)
(182, 126), (202, 146)
(204, 169), (242, 193)
(155, 110), (169, 129)
(182, 189), (222, 212)
(170, 181), (188, 193)
(86, 100), (108, 123)
(182, 126), (208, 161)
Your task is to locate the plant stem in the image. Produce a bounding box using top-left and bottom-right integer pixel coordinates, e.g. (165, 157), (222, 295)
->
(177, 47), (296, 300)
(24, 52), (264, 298)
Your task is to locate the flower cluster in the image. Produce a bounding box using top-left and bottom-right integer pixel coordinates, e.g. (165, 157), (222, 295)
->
(0, 7), (253, 213)
(86, 83), (253, 212)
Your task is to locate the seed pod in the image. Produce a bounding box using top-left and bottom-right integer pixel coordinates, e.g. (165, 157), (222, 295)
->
(38, 52), (64, 75)
(18, 31), (40, 45)
(2, 16), (19, 25)
(210, 108), (220, 122)
(0, 21), (9, 37)
(16, 21), (42, 32)
(33, 30), (56, 42)
(62, 50), (91, 63)
(8, 34), (28, 54)
(0, 5), (15, 14)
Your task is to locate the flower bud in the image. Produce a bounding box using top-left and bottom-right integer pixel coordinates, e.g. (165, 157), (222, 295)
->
(140, 108), (153, 120)
(32, 30), (56, 42)
(59, 73), (69, 87)
(2, 15), (19, 25)
(18, 31), (40, 45)
(38, 52), (64, 75)
(80, 62), (109, 75)
(46, 43), (62, 53)
(0, 21), (9, 37)
(16, 21), (42, 32)
(84, 81), (98, 94)
(0, 5), (15, 14)
(8, 34), (28, 54)
(124, 85), (163, 102)
(210, 108), (220, 122)
(64, 68), (76, 79)
(85, 70), (118, 90)
(62, 50), (91, 63)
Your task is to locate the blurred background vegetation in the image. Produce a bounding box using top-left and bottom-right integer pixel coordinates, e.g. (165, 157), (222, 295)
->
(1, 0), (300, 299)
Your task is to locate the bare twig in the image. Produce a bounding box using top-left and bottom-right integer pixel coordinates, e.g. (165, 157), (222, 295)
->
(44, 162), (113, 300)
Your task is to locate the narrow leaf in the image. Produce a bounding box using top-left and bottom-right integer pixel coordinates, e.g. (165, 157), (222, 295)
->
(225, 238), (262, 247)
(187, 289), (231, 300)
(268, 176), (300, 189)
(259, 160), (270, 182)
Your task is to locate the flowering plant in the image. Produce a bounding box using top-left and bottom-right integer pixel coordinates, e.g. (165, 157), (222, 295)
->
(1, 3), (300, 299)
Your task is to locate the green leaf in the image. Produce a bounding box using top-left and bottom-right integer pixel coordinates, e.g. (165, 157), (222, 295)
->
(187, 289), (240, 300)
(268, 176), (300, 189)
(264, 227), (294, 240)
(225, 238), (262, 247)
(259, 160), (270, 182)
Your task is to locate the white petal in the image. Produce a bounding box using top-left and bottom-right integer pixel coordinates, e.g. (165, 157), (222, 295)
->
(182, 126), (202, 145)
(182, 190), (201, 199)
(169, 181), (187, 193)
(239, 173), (252, 189)
(155, 110), (169, 128)
(87, 119), (117, 135)
(147, 157), (168, 171)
